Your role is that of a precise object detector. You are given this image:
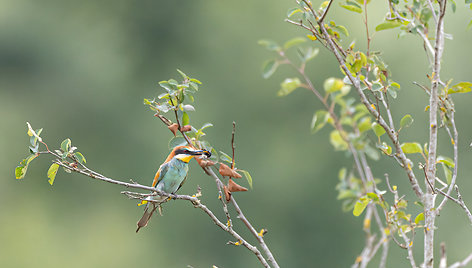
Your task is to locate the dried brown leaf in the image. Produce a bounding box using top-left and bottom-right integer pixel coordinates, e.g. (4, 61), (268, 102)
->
(228, 178), (248, 192)
(168, 123), (179, 136)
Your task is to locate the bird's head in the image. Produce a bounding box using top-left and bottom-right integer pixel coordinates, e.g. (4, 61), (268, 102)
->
(171, 145), (211, 163)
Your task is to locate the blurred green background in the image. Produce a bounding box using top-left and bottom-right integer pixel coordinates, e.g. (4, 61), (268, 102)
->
(2, 0), (472, 267)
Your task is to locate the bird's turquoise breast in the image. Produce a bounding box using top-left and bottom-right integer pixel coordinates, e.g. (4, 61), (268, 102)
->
(156, 158), (189, 194)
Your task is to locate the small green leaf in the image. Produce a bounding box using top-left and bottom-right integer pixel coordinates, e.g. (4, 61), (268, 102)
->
(448, 82), (472, 94)
(176, 69), (188, 79)
(182, 112), (190, 126)
(200, 123), (213, 131)
(262, 59), (279, 79)
(287, 7), (302, 17)
(324, 78), (345, 93)
(283, 37), (306, 50)
(61, 138), (71, 153)
(330, 130), (349, 151)
(219, 151), (233, 164)
(47, 163), (60, 185)
(239, 170), (253, 188)
(258, 39), (281, 52)
(400, 114), (414, 129)
(332, 24), (349, 37)
(159, 81), (174, 92)
(372, 122), (386, 137)
(168, 79), (178, 86)
(189, 78), (202, 84)
(366, 192), (380, 202)
(168, 136), (187, 149)
(414, 212), (425, 224)
(74, 152), (86, 164)
(375, 21), (402, 31)
(353, 196), (370, 216)
(15, 154), (39, 179)
(311, 110), (329, 133)
(277, 78), (302, 97)
(358, 117), (372, 132)
(183, 104), (195, 112)
(302, 47), (319, 62)
(440, 162), (453, 184)
(340, 3), (363, 13)
(378, 142), (392, 155)
(401, 142), (423, 154)
(437, 156), (454, 168)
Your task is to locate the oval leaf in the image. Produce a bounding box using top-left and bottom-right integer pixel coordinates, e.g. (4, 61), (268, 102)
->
(353, 197), (370, 216)
(283, 37), (306, 50)
(400, 114), (414, 129)
(375, 21), (402, 31)
(372, 122), (386, 137)
(47, 163), (60, 185)
(262, 59), (279, 79)
(401, 142), (423, 154)
(277, 78), (302, 97)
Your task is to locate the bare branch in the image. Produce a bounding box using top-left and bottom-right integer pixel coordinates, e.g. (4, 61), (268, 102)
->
(449, 252), (472, 268)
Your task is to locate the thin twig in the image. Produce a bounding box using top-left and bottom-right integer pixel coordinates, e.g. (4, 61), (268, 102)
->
(449, 252), (472, 268)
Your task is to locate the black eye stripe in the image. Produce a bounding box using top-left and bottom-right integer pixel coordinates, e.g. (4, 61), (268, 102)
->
(174, 148), (189, 155)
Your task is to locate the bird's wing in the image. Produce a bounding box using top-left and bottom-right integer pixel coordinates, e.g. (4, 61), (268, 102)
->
(152, 162), (170, 187)
(175, 174), (188, 193)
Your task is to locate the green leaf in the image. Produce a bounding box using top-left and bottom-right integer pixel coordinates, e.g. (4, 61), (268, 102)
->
(183, 104), (195, 112)
(378, 142), (392, 155)
(47, 163), (60, 185)
(437, 156), (454, 168)
(440, 162), (453, 184)
(302, 47), (319, 62)
(353, 196), (370, 216)
(61, 138), (71, 153)
(15, 154), (39, 179)
(283, 37), (306, 50)
(262, 59), (279, 79)
(448, 82), (472, 94)
(340, 3), (363, 13)
(324, 78), (345, 93)
(372, 122), (386, 137)
(337, 190), (357, 200)
(401, 142), (423, 154)
(332, 24), (349, 37)
(239, 170), (253, 188)
(311, 110), (329, 133)
(176, 69), (188, 79)
(200, 123), (213, 131)
(74, 152), (86, 164)
(168, 136), (187, 149)
(287, 7), (302, 17)
(330, 130), (349, 151)
(358, 117), (372, 133)
(400, 114), (414, 129)
(219, 151), (233, 164)
(189, 78), (202, 85)
(366, 192), (380, 202)
(363, 143), (380, 161)
(159, 81), (174, 92)
(182, 112), (190, 126)
(168, 79), (178, 86)
(277, 78), (302, 97)
(258, 39), (281, 52)
(375, 21), (402, 31)
(414, 212), (425, 224)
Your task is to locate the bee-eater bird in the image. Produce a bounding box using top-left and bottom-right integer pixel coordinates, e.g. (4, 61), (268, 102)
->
(136, 145), (211, 232)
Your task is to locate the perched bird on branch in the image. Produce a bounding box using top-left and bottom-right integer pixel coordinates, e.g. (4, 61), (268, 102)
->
(136, 145), (211, 232)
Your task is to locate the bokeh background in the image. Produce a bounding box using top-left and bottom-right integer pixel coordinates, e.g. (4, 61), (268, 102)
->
(1, 0), (472, 267)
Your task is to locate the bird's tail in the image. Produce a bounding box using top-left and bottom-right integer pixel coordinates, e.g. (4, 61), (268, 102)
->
(136, 202), (158, 233)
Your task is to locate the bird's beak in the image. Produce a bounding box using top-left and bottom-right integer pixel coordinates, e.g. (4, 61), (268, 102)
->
(190, 149), (211, 157)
